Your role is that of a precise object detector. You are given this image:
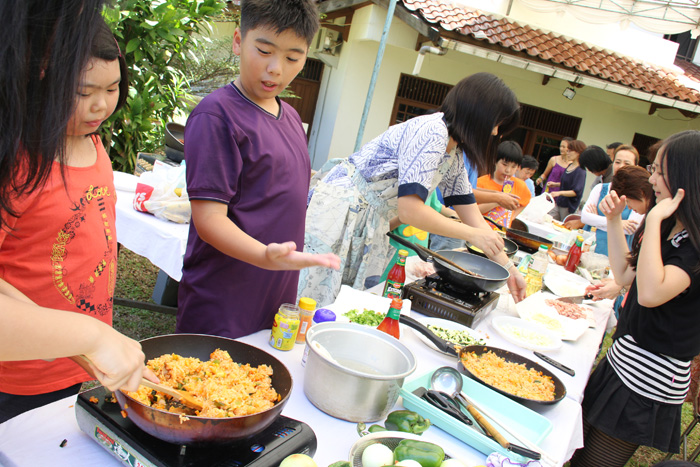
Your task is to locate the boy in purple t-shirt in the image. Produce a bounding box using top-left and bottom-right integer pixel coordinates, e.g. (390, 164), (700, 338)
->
(176, 0), (339, 339)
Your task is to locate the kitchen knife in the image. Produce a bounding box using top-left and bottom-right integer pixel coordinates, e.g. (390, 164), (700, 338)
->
(534, 351), (575, 376)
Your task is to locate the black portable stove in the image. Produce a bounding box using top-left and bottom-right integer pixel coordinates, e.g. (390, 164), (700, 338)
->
(402, 274), (500, 328)
(75, 386), (317, 467)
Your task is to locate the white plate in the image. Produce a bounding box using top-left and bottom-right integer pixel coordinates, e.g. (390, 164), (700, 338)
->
(491, 316), (562, 352)
(325, 285), (411, 326)
(543, 265), (590, 297)
(412, 317), (489, 356)
(516, 291), (591, 341)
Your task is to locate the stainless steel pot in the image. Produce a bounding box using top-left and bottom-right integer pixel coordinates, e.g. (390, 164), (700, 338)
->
(304, 322), (416, 422)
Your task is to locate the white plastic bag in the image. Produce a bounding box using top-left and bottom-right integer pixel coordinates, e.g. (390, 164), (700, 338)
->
(135, 161), (191, 224)
(519, 193), (555, 223)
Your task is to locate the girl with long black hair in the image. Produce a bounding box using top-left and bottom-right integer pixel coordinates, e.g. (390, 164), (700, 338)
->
(0, 1), (149, 421)
(571, 130), (700, 466)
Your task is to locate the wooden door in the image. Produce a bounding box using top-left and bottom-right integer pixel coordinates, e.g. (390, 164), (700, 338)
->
(282, 58), (324, 138)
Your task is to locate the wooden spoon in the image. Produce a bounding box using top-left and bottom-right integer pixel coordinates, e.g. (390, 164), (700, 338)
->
(75, 355), (203, 412)
(138, 378), (203, 412)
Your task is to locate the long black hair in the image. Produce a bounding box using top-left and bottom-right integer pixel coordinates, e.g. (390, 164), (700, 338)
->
(627, 130), (700, 272)
(439, 72), (520, 176)
(0, 0), (107, 231)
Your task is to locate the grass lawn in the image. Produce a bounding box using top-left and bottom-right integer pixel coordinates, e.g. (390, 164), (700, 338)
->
(110, 248), (698, 466)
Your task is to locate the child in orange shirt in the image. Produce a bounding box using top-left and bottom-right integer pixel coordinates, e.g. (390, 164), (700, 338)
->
(478, 141), (532, 228)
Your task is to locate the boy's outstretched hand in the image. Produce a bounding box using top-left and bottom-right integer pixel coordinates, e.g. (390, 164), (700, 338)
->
(265, 241), (341, 271)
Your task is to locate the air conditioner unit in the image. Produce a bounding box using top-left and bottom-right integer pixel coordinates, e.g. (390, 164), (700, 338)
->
(314, 27), (342, 56)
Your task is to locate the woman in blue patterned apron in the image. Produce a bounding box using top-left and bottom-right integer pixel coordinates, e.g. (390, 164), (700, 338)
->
(570, 130), (700, 467)
(300, 73), (527, 306)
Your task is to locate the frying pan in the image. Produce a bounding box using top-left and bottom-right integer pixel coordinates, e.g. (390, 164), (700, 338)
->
(465, 237), (518, 259)
(115, 334), (293, 445)
(483, 217), (553, 254)
(398, 315), (566, 406)
(387, 232), (509, 293)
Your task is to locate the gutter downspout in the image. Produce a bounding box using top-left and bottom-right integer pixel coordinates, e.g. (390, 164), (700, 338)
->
(354, 0), (397, 152)
(412, 45), (447, 75)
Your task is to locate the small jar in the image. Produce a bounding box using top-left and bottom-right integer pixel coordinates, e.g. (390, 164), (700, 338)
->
(269, 304), (300, 351)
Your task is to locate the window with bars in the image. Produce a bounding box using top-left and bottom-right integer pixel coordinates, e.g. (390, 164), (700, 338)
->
(664, 31), (699, 62)
(392, 74), (452, 124)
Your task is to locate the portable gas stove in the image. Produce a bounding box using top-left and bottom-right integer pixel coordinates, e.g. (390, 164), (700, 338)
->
(402, 274), (499, 328)
(76, 386), (317, 467)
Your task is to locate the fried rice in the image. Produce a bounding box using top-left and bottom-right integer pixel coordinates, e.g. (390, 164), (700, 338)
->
(127, 349), (280, 418)
(460, 350), (556, 401)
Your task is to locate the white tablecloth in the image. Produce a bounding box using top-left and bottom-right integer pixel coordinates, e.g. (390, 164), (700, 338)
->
(114, 173), (188, 281)
(0, 287), (612, 467)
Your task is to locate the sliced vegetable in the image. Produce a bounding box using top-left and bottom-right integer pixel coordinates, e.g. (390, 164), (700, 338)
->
(384, 410), (431, 435)
(393, 439), (445, 467)
(344, 308), (384, 326)
(426, 325), (485, 346)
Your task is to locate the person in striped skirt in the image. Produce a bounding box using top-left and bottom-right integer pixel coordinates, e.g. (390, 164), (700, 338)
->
(570, 130), (700, 467)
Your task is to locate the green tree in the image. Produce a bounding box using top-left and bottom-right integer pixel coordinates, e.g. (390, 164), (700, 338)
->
(102, 0), (225, 173)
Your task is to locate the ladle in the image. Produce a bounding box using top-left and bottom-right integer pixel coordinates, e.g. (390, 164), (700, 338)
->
(430, 366), (541, 460)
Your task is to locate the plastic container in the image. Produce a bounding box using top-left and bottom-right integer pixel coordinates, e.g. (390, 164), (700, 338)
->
(526, 245), (549, 297)
(295, 297), (317, 344)
(400, 369), (552, 460)
(269, 303), (300, 351)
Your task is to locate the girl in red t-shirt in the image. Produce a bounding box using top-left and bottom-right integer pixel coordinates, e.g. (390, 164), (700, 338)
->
(0, 16), (151, 423)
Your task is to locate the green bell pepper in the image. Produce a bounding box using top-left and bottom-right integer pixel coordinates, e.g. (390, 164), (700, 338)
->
(327, 462), (351, 467)
(393, 439), (445, 467)
(384, 410), (431, 435)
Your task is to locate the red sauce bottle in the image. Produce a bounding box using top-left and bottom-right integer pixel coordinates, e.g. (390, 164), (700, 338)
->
(383, 249), (408, 300)
(377, 298), (402, 339)
(565, 235), (584, 273)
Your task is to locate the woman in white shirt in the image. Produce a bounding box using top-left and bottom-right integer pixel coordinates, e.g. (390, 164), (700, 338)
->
(581, 145), (643, 256)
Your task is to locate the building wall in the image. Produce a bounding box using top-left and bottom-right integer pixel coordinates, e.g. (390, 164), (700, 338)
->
(308, 3), (700, 170)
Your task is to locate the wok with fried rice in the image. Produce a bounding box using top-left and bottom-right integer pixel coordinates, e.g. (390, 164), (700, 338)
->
(115, 334), (293, 445)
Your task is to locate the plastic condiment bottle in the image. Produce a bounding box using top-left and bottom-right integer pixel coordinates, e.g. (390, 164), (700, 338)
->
(301, 308), (337, 367)
(377, 298), (402, 339)
(295, 297), (317, 344)
(526, 245), (549, 296)
(383, 250), (408, 300)
(565, 235), (584, 273)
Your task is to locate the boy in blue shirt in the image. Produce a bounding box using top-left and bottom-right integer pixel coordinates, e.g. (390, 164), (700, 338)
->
(517, 155), (538, 196)
(177, 0), (339, 339)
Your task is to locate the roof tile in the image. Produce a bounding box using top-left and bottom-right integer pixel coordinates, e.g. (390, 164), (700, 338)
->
(400, 0), (700, 105)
